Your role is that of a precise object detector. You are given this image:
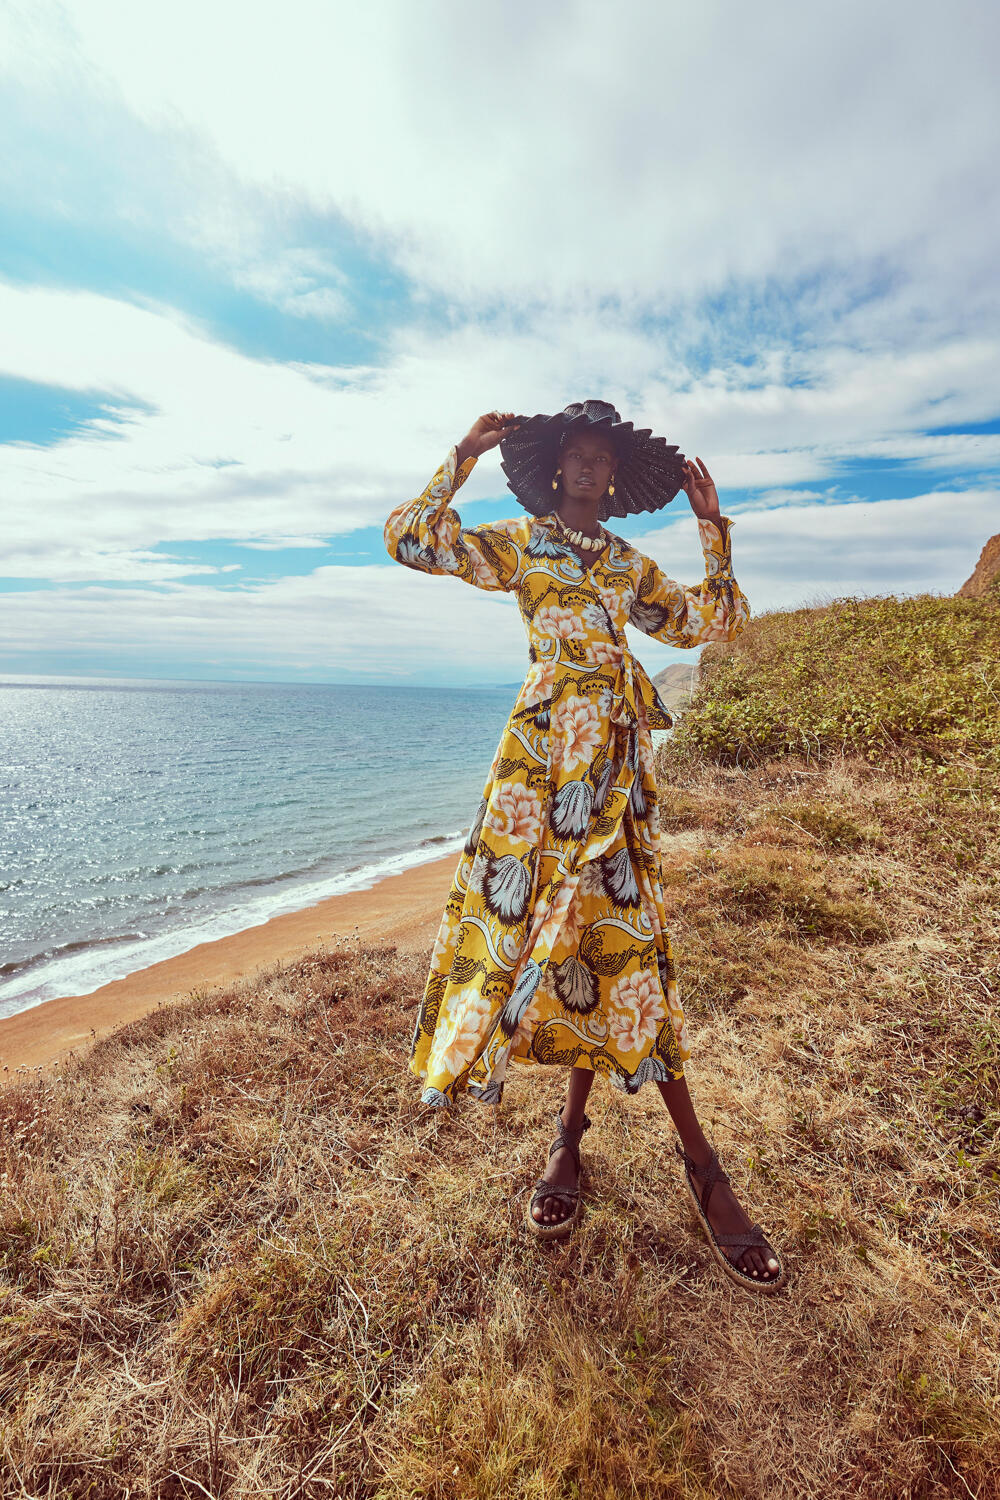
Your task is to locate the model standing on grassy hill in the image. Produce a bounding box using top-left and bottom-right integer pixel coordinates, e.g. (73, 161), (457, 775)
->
(384, 400), (787, 1292)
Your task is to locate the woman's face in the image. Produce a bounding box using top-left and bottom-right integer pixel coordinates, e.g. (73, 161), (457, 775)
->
(557, 428), (617, 504)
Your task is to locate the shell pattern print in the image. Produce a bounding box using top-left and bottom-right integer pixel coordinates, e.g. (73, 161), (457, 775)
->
(383, 445), (750, 1108)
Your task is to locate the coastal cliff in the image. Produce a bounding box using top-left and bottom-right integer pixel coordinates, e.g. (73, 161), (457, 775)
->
(957, 531), (1000, 598)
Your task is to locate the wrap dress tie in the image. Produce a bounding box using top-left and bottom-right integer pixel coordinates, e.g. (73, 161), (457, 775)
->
(384, 445), (751, 1108)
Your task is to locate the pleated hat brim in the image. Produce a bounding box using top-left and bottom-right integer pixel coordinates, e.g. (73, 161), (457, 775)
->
(498, 409), (687, 521)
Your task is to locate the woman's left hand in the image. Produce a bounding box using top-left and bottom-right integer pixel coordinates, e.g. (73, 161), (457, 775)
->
(680, 457), (722, 522)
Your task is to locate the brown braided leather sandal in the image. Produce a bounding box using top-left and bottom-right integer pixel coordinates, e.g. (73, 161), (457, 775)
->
(675, 1142), (788, 1293)
(525, 1110), (592, 1241)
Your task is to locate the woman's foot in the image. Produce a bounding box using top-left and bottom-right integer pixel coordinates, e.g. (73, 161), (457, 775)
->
(531, 1107), (585, 1227)
(683, 1141), (781, 1281)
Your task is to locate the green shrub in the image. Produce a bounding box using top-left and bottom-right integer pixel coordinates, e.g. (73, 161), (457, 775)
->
(667, 590), (1000, 766)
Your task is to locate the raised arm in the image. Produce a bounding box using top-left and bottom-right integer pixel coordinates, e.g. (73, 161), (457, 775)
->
(383, 411), (529, 593)
(627, 457), (749, 645)
(627, 513), (751, 647)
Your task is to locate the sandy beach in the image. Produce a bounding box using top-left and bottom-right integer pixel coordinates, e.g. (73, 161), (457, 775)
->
(0, 851), (456, 1078)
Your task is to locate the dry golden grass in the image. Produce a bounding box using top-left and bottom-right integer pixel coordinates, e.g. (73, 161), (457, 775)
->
(2, 747), (997, 1498)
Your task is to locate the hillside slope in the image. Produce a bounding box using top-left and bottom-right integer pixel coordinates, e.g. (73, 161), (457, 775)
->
(651, 661), (699, 712)
(957, 530), (1000, 598)
(672, 586), (999, 768)
(1, 587), (998, 1498)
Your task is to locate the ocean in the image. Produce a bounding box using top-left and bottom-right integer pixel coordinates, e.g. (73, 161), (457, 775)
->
(0, 676), (519, 1020)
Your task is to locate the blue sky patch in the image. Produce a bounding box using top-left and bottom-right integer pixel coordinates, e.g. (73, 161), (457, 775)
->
(0, 373), (150, 447)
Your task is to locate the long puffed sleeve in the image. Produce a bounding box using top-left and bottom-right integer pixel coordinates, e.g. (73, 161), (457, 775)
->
(627, 515), (751, 647)
(383, 446), (529, 593)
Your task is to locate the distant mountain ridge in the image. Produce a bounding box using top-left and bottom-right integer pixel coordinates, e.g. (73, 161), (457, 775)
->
(651, 662), (699, 711)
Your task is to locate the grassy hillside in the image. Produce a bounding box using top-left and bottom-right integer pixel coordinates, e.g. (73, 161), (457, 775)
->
(2, 587), (998, 1498)
(671, 587), (1000, 769)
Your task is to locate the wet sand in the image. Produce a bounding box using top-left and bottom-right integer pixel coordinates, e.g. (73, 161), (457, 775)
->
(0, 852), (456, 1078)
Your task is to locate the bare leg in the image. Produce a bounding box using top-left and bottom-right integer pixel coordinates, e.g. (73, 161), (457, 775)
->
(531, 1064), (595, 1226)
(658, 1074), (780, 1280)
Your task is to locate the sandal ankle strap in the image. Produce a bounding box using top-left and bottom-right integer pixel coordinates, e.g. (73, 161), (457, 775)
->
(547, 1109), (591, 1172)
(675, 1142), (731, 1218)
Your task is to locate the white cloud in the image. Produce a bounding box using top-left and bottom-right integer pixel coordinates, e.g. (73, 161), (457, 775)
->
(236, 537), (328, 551)
(631, 487), (998, 610)
(18, 0), (989, 320)
(229, 248), (349, 321)
(0, 0), (997, 681)
(745, 488), (830, 509)
(2, 278), (998, 588)
(0, 563), (530, 685)
(0, 0), (994, 342)
(2, 485), (991, 688)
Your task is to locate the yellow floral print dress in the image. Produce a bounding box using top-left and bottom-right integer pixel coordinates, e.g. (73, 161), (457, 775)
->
(384, 445), (750, 1108)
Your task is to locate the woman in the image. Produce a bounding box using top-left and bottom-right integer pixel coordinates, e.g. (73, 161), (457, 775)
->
(384, 401), (786, 1291)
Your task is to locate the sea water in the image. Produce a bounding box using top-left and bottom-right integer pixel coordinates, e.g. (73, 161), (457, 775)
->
(0, 676), (518, 1019)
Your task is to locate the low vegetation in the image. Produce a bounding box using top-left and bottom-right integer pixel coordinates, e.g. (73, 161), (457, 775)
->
(671, 586), (1000, 768)
(1, 583), (998, 1497)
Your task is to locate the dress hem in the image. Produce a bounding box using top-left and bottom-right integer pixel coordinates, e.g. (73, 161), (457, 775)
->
(412, 1053), (686, 1110)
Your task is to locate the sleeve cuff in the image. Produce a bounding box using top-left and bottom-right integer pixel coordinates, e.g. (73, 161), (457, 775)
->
(698, 514), (733, 551)
(456, 453), (478, 487)
(443, 443), (478, 496)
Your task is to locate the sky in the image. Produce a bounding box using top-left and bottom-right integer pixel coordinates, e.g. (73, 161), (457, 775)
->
(1, 0), (997, 689)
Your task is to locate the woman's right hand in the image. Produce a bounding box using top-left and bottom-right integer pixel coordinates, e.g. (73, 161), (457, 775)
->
(456, 410), (520, 466)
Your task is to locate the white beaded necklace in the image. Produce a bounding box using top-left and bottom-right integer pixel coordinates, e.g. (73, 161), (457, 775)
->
(553, 508), (607, 553)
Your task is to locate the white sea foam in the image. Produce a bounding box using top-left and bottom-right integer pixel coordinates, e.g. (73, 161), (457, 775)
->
(0, 830), (467, 1021)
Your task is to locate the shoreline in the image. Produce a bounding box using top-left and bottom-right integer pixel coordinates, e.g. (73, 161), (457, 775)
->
(0, 850), (457, 1079)
(2, 831), (467, 1017)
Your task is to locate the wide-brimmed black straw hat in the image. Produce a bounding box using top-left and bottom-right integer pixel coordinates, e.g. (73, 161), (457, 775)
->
(499, 399), (686, 521)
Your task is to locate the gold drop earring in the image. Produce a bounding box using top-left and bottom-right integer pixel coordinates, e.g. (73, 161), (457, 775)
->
(551, 468), (562, 491)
